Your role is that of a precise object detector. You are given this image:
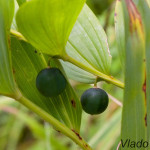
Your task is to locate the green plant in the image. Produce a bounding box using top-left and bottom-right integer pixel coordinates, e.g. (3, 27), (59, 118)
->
(0, 0), (150, 149)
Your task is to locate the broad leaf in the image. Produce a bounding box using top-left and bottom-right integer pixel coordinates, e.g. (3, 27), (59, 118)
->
(11, 37), (82, 132)
(61, 4), (112, 83)
(61, 61), (96, 84)
(16, 0), (85, 57)
(0, 0), (19, 97)
(16, 2), (123, 88)
(115, 0), (125, 68)
(121, 0), (146, 146)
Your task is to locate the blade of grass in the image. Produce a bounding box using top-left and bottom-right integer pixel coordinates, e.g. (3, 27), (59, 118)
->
(121, 0), (146, 147)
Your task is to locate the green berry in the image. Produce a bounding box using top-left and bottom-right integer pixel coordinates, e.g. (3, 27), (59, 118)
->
(81, 88), (109, 115)
(36, 68), (67, 97)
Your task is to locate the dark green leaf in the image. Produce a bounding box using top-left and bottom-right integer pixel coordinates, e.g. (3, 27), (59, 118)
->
(0, 0), (19, 97)
(11, 37), (82, 132)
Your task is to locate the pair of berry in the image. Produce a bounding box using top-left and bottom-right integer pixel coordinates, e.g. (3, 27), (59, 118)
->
(36, 68), (109, 115)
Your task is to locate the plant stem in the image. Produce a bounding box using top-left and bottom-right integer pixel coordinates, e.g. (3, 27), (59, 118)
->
(10, 29), (124, 89)
(108, 93), (123, 107)
(18, 96), (93, 150)
(62, 55), (124, 89)
(94, 76), (98, 88)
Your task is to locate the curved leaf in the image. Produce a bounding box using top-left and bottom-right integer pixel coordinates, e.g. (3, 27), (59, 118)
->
(67, 4), (112, 75)
(11, 37), (82, 132)
(16, 0), (85, 56)
(61, 4), (112, 83)
(61, 61), (96, 84)
(15, 2), (124, 88)
(0, 0), (19, 97)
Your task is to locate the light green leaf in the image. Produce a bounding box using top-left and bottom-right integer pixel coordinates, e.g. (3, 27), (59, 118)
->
(16, 0), (85, 56)
(67, 4), (112, 75)
(0, 96), (14, 105)
(146, 0), (150, 7)
(0, 0), (19, 97)
(61, 61), (96, 84)
(11, 37), (82, 132)
(121, 0), (146, 146)
(14, 2), (123, 88)
(114, 0), (125, 68)
(61, 4), (112, 83)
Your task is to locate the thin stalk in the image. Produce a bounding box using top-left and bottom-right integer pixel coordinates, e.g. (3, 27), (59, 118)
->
(17, 96), (93, 150)
(62, 55), (124, 89)
(10, 29), (124, 89)
(108, 94), (123, 107)
(94, 76), (98, 88)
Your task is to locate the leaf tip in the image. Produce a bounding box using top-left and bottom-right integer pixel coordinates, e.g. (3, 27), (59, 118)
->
(125, 0), (144, 41)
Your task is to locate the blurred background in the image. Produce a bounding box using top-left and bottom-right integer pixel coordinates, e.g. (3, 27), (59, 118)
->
(0, 0), (123, 150)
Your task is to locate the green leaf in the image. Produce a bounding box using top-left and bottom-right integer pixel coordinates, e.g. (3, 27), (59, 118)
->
(136, 0), (150, 145)
(121, 0), (146, 146)
(146, 0), (150, 7)
(143, 3), (150, 146)
(61, 61), (96, 84)
(61, 4), (112, 83)
(11, 1), (19, 30)
(16, 0), (85, 57)
(17, 0), (26, 6)
(0, 0), (19, 97)
(14, 2), (123, 88)
(11, 37), (82, 132)
(114, 0), (125, 68)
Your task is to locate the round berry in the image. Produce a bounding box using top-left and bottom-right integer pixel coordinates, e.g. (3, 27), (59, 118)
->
(81, 88), (109, 115)
(36, 68), (67, 97)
